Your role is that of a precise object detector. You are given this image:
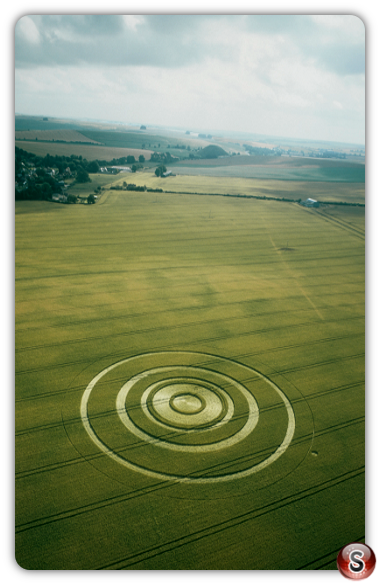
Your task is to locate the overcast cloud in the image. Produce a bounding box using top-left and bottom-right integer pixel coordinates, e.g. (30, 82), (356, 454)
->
(15, 14), (365, 144)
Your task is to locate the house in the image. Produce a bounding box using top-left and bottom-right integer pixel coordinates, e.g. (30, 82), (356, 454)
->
(162, 170), (172, 177)
(111, 166), (132, 173)
(52, 194), (68, 203)
(300, 198), (319, 208)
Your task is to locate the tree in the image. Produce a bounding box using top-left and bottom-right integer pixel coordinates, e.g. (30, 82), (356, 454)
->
(67, 194), (78, 204)
(76, 167), (91, 183)
(88, 160), (99, 173)
(40, 182), (52, 199)
(87, 194), (96, 204)
(139, 155), (145, 163)
(155, 165), (167, 177)
(126, 155), (136, 164)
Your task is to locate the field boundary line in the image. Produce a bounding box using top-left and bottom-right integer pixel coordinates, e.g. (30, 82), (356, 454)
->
(15, 414), (364, 505)
(315, 209), (365, 237)
(296, 535), (365, 570)
(15, 250), (365, 282)
(15, 296), (364, 335)
(15, 314), (364, 380)
(301, 207), (365, 240)
(15, 332), (364, 405)
(15, 466), (364, 544)
(98, 467), (364, 569)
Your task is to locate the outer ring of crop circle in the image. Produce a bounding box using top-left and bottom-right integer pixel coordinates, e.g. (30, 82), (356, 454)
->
(80, 351), (295, 483)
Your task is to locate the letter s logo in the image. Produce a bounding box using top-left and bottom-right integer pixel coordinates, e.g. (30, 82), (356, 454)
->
(349, 549), (365, 573)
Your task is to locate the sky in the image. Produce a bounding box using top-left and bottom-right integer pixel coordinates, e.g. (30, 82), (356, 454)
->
(15, 14), (365, 147)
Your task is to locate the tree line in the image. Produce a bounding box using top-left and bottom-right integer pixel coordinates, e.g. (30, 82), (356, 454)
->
(16, 147), (146, 176)
(15, 147), (147, 201)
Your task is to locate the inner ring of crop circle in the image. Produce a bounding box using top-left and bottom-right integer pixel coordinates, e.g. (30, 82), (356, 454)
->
(81, 352), (295, 483)
(141, 376), (234, 433)
(151, 385), (221, 427)
(151, 386), (217, 426)
(170, 393), (205, 414)
(118, 365), (259, 452)
(141, 378), (230, 433)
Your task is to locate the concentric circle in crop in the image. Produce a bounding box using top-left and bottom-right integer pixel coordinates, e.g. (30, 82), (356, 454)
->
(79, 351), (305, 484)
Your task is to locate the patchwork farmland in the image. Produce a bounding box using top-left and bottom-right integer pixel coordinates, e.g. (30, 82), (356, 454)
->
(109, 169), (365, 205)
(15, 186), (364, 569)
(15, 129), (101, 143)
(15, 139), (152, 162)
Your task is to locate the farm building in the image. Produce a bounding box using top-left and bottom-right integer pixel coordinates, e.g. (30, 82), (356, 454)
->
(52, 194), (68, 203)
(110, 166), (132, 173)
(300, 198), (320, 208)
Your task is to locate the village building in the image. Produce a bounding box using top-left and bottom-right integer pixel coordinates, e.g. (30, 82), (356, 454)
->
(300, 198), (320, 208)
(110, 166), (132, 173)
(52, 194), (68, 203)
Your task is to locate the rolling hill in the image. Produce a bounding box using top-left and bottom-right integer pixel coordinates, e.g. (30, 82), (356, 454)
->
(198, 144), (228, 159)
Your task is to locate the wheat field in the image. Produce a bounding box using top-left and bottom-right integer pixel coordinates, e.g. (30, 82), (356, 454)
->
(15, 190), (364, 569)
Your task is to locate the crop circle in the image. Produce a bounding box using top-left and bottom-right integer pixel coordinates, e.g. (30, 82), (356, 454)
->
(79, 351), (300, 484)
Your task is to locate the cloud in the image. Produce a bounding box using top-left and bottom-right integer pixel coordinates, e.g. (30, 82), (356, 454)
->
(15, 14), (223, 69)
(242, 14), (365, 77)
(123, 15), (144, 32)
(311, 16), (365, 76)
(15, 15), (41, 44)
(311, 42), (365, 76)
(15, 14), (365, 78)
(14, 15), (365, 144)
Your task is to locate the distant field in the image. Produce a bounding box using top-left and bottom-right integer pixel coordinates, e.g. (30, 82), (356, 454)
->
(15, 190), (364, 569)
(15, 130), (101, 143)
(179, 155), (365, 168)
(115, 170), (365, 204)
(15, 140), (153, 161)
(15, 132), (365, 206)
(80, 129), (202, 151)
(15, 116), (88, 132)
(80, 129), (171, 149)
(172, 163), (365, 183)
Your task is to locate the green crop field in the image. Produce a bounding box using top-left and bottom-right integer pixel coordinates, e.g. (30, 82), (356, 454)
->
(66, 173), (124, 198)
(112, 170), (365, 204)
(172, 163), (365, 183)
(15, 130), (101, 143)
(79, 129), (202, 151)
(15, 187), (364, 570)
(15, 140), (153, 161)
